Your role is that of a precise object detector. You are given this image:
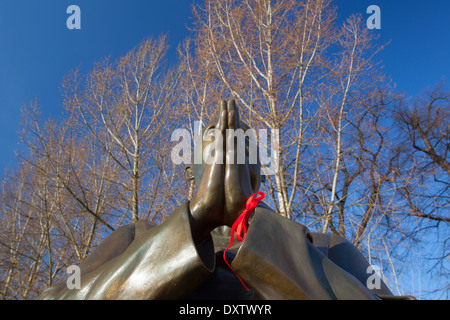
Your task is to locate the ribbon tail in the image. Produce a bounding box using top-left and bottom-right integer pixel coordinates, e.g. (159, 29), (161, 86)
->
(222, 227), (249, 291)
(222, 192), (266, 292)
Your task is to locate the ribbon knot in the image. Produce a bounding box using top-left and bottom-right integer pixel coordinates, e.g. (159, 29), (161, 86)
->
(222, 192), (265, 291)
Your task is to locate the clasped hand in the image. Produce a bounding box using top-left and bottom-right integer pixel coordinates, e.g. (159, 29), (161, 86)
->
(189, 100), (256, 241)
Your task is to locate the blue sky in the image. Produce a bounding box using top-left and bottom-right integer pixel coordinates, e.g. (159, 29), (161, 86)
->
(0, 0), (448, 299)
(0, 0), (449, 170)
(0, 0), (193, 169)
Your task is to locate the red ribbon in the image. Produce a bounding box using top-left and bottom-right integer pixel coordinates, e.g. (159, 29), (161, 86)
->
(223, 192), (266, 291)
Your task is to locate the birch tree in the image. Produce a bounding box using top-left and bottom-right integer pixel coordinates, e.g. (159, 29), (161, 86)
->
(65, 36), (180, 223)
(191, 0), (337, 218)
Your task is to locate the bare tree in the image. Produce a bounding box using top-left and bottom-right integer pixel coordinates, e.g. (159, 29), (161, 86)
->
(0, 37), (184, 299)
(64, 36), (181, 223)
(389, 83), (449, 298)
(315, 14), (388, 233)
(186, 0), (449, 298)
(191, 0), (338, 219)
(393, 83), (449, 223)
(396, 83), (449, 175)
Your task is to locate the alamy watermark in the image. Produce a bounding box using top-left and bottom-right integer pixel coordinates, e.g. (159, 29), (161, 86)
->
(367, 5), (381, 30)
(170, 121), (280, 176)
(66, 5), (81, 30)
(65, 5), (379, 31)
(64, 263), (383, 291)
(366, 265), (383, 290)
(66, 265), (81, 290)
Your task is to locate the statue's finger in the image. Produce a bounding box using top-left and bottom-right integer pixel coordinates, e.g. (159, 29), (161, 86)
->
(227, 99), (236, 113)
(234, 103), (240, 129)
(228, 110), (236, 130)
(218, 100), (227, 132)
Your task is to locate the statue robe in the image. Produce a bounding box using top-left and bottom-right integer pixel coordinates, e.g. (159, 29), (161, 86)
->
(39, 203), (410, 300)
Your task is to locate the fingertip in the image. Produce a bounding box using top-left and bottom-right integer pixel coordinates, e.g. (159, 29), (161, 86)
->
(217, 112), (226, 132)
(227, 100), (236, 113)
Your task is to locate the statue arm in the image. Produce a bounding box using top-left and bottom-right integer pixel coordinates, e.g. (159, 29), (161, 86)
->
(232, 207), (378, 300)
(40, 203), (215, 300)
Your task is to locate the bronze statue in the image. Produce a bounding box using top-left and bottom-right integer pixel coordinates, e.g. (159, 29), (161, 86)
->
(39, 100), (413, 300)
